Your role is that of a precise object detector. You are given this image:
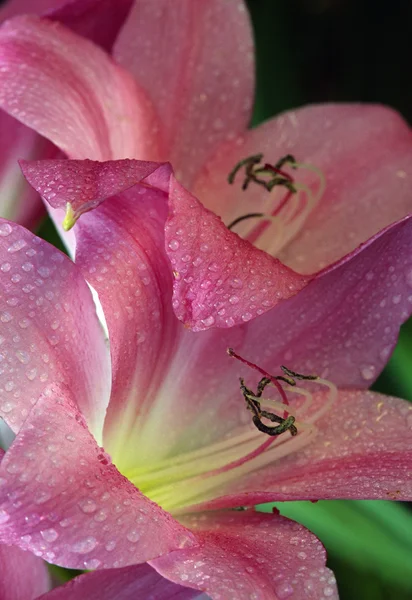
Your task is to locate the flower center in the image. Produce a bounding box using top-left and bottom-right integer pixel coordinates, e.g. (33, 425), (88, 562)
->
(227, 153), (325, 258)
(120, 351), (337, 514)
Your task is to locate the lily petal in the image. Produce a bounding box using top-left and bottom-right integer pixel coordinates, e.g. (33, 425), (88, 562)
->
(114, 0), (254, 187)
(0, 1), (134, 227)
(0, 16), (159, 160)
(166, 179), (309, 330)
(0, 543), (50, 599)
(0, 388), (195, 569)
(20, 158), (169, 228)
(0, 1), (133, 53)
(191, 390), (412, 510)
(194, 103), (412, 273)
(0, 219), (110, 439)
(39, 563), (198, 600)
(0, 114), (53, 227)
(151, 510), (338, 600)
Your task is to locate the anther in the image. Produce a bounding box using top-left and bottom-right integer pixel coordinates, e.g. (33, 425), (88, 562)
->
(228, 153), (297, 193)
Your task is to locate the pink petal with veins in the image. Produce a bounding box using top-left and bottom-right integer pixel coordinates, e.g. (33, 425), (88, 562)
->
(166, 178), (309, 330)
(75, 186), (178, 461)
(194, 103), (412, 273)
(190, 390), (412, 511)
(0, 16), (160, 160)
(151, 511), (338, 600)
(0, 219), (110, 438)
(0, 389), (195, 569)
(114, 0), (254, 186)
(0, 543), (50, 600)
(39, 563), (198, 600)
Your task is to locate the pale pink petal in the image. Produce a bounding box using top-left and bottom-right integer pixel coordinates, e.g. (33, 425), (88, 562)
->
(0, 219), (110, 439)
(0, 389), (195, 569)
(151, 510), (338, 600)
(192, 390), (412, 511)
(166, 179), (309, 330)
(194, 103), (412, 273)
(0, 543), (50, 600)
(0, 16), (160, 160)
(39, 563), (198, 600)
(114, 0), (254, 186)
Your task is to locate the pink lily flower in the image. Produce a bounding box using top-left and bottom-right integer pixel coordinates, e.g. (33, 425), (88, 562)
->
(0, 4), (411, 329)
(0, 159), (412, 599)
(0, 0), (133, 228)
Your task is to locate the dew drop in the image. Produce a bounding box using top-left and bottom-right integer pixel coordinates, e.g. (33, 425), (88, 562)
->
(71, 536), (97, 554)
(126, 530), (140, 543)
(40, 528), (58, 542)
(168, 239), (179, 251)
(323, 585), (336, 597)
(201, 315), (215, 327)
(275, 581), (294, 599)
(78, 499), (97, 514)
(8, 239), (27, 253)
(84, 558), (101, 570)
(0, 223), (12, 236)
(360, 365), (376, 381)
(0, 509), (9, 524)
(13, 347), (27, 363)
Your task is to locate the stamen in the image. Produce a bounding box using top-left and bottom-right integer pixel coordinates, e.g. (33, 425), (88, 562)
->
(227, 154), (326, 258)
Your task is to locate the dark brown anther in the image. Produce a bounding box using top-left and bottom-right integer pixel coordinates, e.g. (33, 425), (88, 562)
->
(228, 153), (298, 194)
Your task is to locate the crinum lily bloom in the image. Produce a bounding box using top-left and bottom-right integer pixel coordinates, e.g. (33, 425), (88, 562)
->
(0, 1), (411, 322)
(0, 160), (412, 600)
(0, 0), (133, 227)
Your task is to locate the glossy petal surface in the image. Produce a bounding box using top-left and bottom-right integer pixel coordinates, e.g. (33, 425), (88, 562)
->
(0, 389), (194, 569)
(0, 16), (159, 160)
(194, 104), (412, 273)
(152, 511), (338, 600)
(192, 390), (412, 510)
(114, 0), (254, 186)
(40, 563), (198, 600)
(166, 179), (309, 330)
(0, 219), (110, 438)
(0, 543), (50, 600)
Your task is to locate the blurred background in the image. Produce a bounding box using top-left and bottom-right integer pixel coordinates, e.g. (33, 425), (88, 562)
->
(246, 0), (412, 598)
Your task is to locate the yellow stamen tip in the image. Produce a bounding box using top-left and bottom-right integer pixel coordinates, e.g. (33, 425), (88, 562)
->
(62, 202), (77, 231)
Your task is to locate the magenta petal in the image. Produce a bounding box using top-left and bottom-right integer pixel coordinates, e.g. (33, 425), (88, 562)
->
(20, 158), (169, 225)
(194, 390), (412, 510)
(0, 16), (159, 160)
(39, 563), (198, 600)
(114, 0), (254, 186)
(0, 390), (195, 569)
(166, 179), (309, 330)
(236, 215), (412, 387)
(151, 511), (338, 600)
(0, 219), (110, 437)
(0, 543), (50, 600)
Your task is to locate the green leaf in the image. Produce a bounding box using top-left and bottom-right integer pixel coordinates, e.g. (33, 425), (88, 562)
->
(258, 500), (412, 590)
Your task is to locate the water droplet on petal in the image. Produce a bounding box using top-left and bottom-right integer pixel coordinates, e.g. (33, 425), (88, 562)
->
(275, 582), (294, 599)
(126, 530), (140, 543)
(360, 365), (376, 381)
(40, 528), (58, 542)
(78, 499), (97, 514)
(168, 239), (179, 251)
(84, 558), (101, 570)
(71, 536), (97, 554)
(0, 223), (12, 236)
